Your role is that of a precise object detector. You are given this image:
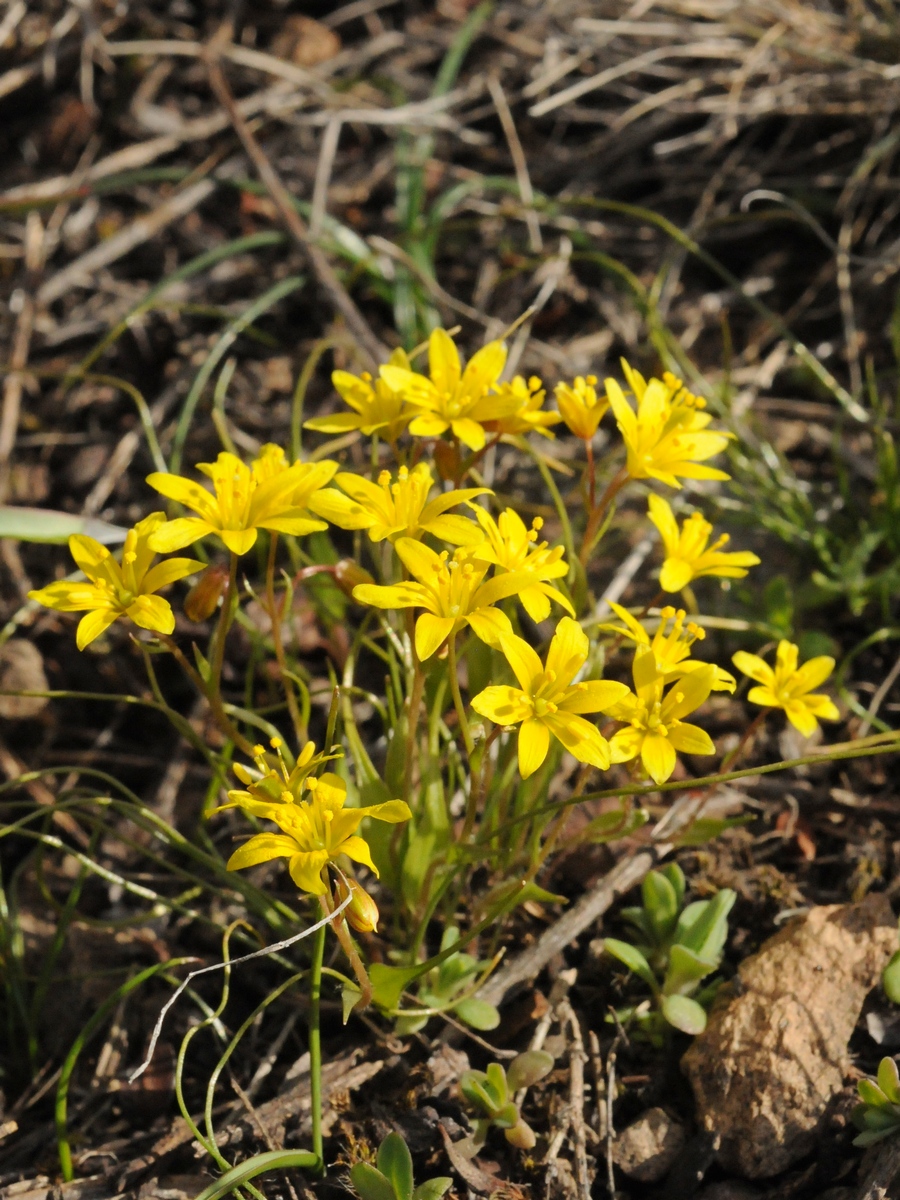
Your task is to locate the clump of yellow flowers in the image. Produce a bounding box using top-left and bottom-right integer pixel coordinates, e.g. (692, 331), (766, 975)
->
(29, 325), (843, 974)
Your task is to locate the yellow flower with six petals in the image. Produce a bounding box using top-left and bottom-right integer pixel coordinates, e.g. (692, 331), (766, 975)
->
(352, 537), (532, 660)
(602, 602), (736, 692)
(606, 361), (732, 488)
(647, 494), (760, 592)
(607, 649), (717, 784)
(304, 349), (414, 444)
(224, 767), (411, 896)
(28, 513), (203, 650)
(471, 617), (628, 777)
(146, 444), (338, 556)
(469, 506), (573, 623)
(554, 375), (609, 441)
(310, 463), (487, 546)
(379, 328), (516, 451)
(732, 640), (839, 736)
(486, 375), (560, 439)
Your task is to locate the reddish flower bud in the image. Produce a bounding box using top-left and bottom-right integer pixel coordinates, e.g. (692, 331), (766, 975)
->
(334, 560), (375, 597)
(183, 565), (229, 622)
(335, 876), (380, 933)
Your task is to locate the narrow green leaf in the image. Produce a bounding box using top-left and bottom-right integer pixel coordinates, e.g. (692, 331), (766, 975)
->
(377, 1133), (414, 1200)
(603, 938), (659, 992)
(663, 944), (717, 995)
(193, 1149), (320, 1200)
(350, 1163), (397, 1200)
(0, 506), (127, 544)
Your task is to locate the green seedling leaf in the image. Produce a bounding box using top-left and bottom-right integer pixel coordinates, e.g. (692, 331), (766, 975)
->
(859, 1078), (890, 1109)
(661, 862), (686, 908)
(485, 1063), (508, 1106)
(661, 993), (708, 1035)
(454, 997), (500, 1031)
(350, 1163), (397, 1200)
(412, 1179), (452, 1200)
(506, 1050), (554, 1092)
(676, 889), (736, 961)
(459, 1071), (495, 1114)
(673, 816), (753, 847)
(603, 938), (659, 992)
(342, 984), (362, 1024)
(504, 1119), (536, 1150)
(642, 870), (679, 943)
(0, 506), (127, 544)
(377, 1133), (414, 1200)
(371, 963), (424, 1012)
(664, 943), (717, 995)
(492, 1102), (520, 1130)
(878, 1057), (900, 1105)
(883, 950), (900, 1003)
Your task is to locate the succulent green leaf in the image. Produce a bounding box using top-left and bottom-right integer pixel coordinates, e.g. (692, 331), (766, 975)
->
(459, 1071), (495, 1114)
(485, 1062), (509, 1106)
(493, 1101), (520, 1129)
(603, 938), (659, 992)
(859, 1078), (890, 1109)
(878, 1057), (900, 1105)
(660, 993), (708, 1035)
(454, 997), (500, 1031)
(377, 1133), (414, 1200)
(350, 1163), (397, 1200)
(642, 870), (679, 943)
(675, 889), (735, 962)
(664, 944), (717, 995)
(506, 1050), (554, 1092)
(883, 951), (900, 1004)
(504, 1118), (537, 1150)
(412, 1180), (453, 1200)
(661, 862), (686, 908)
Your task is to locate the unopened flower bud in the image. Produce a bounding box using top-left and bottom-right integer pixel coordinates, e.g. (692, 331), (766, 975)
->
(334, 560), (374, 597)
(184, 565), (229, 622)
(335, 876), (380, 933)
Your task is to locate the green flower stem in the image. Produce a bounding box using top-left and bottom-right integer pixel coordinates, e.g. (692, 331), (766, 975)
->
(585, 439), (596, 510)
(158, 633), (255, 757)
(522, 439), (575, 569)
(580, 465), (628, 563)
(405, 652), (425, 804)
(266, 533), (305, 743)
(194, 1150), (321, 1200)
(447, 632), (474, 758)
(210, 552), (239, 696)
(309, 905), (327, 1176)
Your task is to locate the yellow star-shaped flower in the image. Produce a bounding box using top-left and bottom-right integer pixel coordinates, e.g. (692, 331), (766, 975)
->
(471, 618), (628, 777)
(607, 648), (716, 784)
(310, 462), (487, 545)
(28, 513), (203, 650)
(732, 640), (839, 736)
(352, 537), (533, 660)
(379, 328), (517, 451)
(304, 349), (415, 444)
(146, 444), (338, 556)
(647, 494), (760, 592)
(468, 506), (573, 623)
(606, 360), (732, 488)
(602, 602), (736, 692)
(225, 765), (411, 896)
(486, 375), (560, 439)
(554, 374), (608, 441)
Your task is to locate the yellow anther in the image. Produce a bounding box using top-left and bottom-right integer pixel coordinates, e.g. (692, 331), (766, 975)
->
(378, 470), (391, 487)
(253, 744), (265, 757)
(270, 736), (283, 749)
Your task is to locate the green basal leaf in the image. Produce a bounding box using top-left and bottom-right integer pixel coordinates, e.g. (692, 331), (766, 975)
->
(492, 1101), (520, 1130)
(858, 1078), (891, 1109)
(412, 1179), (452, 1200)
(661, 863), (686, 909)
(878, 1056), (900, 1105)
(351, 1163), (397, 1200)
(453, 996), (500, 1031)
(506, 1050), (554, 1092)
(675, 889), (736, 961)
(377, 1133), (414, 1200)
(642, 870), (679, 943)
(459, 1072), (495, 1114)
(883, 950), (900, 1004)
(370, 963), (424, 1012)
(663, 943), (717, 995)
(485, 1062), (508, 1106)
(0, 506), (127, 544)
(603, 938), (659, 992)
(660, 993), (708, 1035)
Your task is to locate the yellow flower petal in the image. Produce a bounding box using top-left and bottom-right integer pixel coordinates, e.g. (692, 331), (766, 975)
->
(415, 613), (456, 660)
(227, 832), (300, 872)
(545, 617), (589, 689)
(126, 594), (175, 635)
(544, 712), (611, 769)
(288, 849), (330, 894)
(518, 717), (550, 778)
(790, 655), (835, 695)
(783, 701), (820, 738)
(640, 733), (677, 784)
(220, 527), (259, 555)
(466, 606), (512, 648)
(732, 651), (775, 688)
(647, 494), (680, 555)
(76, 607), (119, 650)
(498, 632), (543, 692)
(667, 722), (715, 755)
(557, 679), (629, 714)
(147, 517), (214, 553)
(429, 327), (462, 396)
(659, 557), (695, 593)
(141, 557), (205, 594)
(471, 685), (532, 725)
(451, 417), (486, 451)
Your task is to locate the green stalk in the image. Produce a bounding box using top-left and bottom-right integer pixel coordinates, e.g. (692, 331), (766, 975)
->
(210, 552), (239, 696)
(447, 632), (473, 757)
(309, 909), (327, 1175)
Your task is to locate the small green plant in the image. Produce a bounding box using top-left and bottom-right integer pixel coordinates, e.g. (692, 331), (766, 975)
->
(458, 1051), (554, 1155)
(350, 1132), (452, 1200)
(394, 926), (500, 1035)
(603, 864), (736, 1037)
(852, 1058), (900, 1146)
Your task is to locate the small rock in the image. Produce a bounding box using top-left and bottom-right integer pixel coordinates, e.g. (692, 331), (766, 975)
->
(612, 1106), (687, 1182)
(682, 894), (897, 1179)
(0, 640), (49, 719)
